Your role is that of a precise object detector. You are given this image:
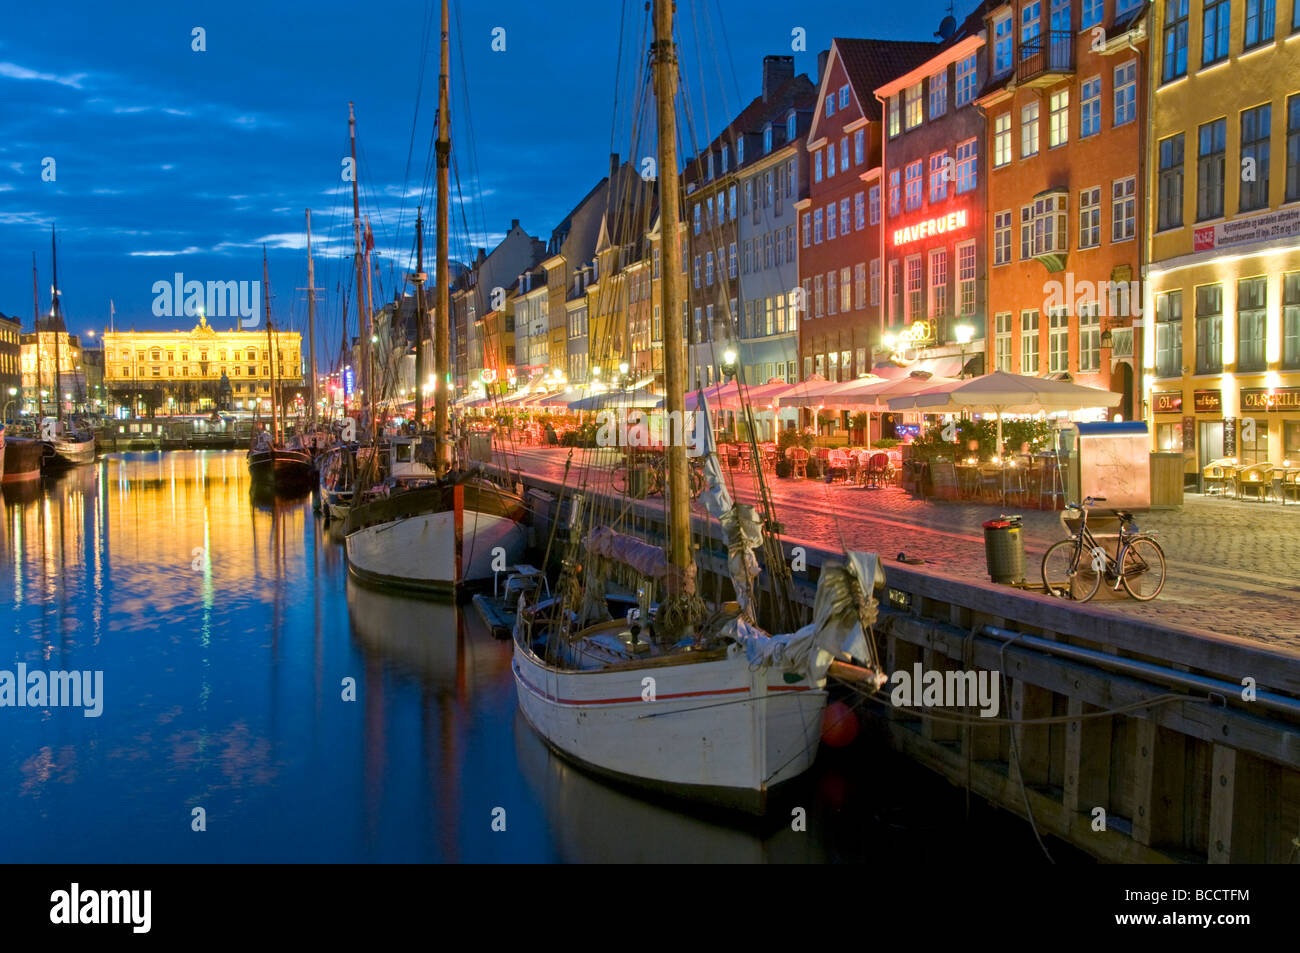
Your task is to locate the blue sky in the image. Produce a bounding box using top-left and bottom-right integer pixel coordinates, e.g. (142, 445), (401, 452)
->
(0, 0), (952, 356)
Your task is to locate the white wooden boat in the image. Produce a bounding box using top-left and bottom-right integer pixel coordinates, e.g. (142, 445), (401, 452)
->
(40, 417), (95, 467)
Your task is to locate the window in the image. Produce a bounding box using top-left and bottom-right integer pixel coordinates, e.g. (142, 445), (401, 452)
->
(955, 139), (977, 194)
(786, 225), (795, 261)
(1021, 1), (1042, 51)
(994, 210), (1013, 264)
(729, 242), (738, 279)
(1239, 416), (1269, 463)
(1114, 61), (1136, 126)
(854, 263), (867, 310)
(1112, 177), (1136, 242)
(1202, 0), (1231, 67)
(1240, 104), (1271, 212)
(930, 70), (947, 119)
(1157, 134), (1185, 231)
(905, 83), (923, 129)
(737, 137), (744, 164)
(1049, 89), (1070, 147)
(1195, 284), (1224, 374)
(1162, 0), (1189, 82)
(906, 256), (924, 319)
(905, 160), (923, 210)
(1021, 310), (1040, 373)
(930, 152), (949, 202)
(994, 114), (1012, 167)
(802, 212), (811, 248)
(801, 279), (812, 321)
(721, 145), (729, 173)
(827, 202), (837, 240)
(1197, 118), (1227, 220)
(840, 197), (851, 236)
(1238, 277), (1267, 372)
(995, 312), (1013, 371)
(705, 252), (714, 285)
(1029, 192), (1069, 255)
(870, 258), (881, 306)
(995, 14), (1013, 74)
(693, 203), (701, 234)
(1082, 0), (1103, 28)
(827, 95), (835, 118)
(889, 170), (901, 215)
(957, 241), (976, 316)
(1021, 205), (1034, 259)
(1079, 186), (1101, 248)
(814, 208), (823, 243)
(706, 152), (714, 180)
(814, 275), (825, 317)
(786, 112), (797, 143)
(1155, 291), (1184, 378)
(853, 130), (865, 166)
(840, 84), (850, 110)
(869, 185), (881, 225)
(840, 266), (852, 313)
(1049, 309), (1069, 373)
(889, 95), (901, 137)
(1244, 0), (1276, 49)
(826, 144), (835, 178)
(814, 151), (823, 183)
(729, 184), (737, 220)
(955, 55), (976, 107)
(1079, 306), (1101, 372)
(1022, 102), (1040, 158)
(840, 137), (849, 173)
(693, 255), (701, 288)
(889, 261), (902, 321)
(1284, 273), (1300, 369)
(855, 191), (866, 230)
(1289, 94), (1300, 202)
(930, 249), (948, 316)
(1080, 77), (1101, 138)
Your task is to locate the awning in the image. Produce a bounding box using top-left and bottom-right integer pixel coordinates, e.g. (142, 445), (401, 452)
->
(872, 356), (966, 379)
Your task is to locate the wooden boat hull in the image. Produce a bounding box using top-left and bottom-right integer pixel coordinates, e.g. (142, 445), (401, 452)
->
(344, 481), (526, 592)
(2, 437), (44, 483)
(246, 449), (313, 490)
(43, 436), (96, 468)
(511, 628), (827, 814)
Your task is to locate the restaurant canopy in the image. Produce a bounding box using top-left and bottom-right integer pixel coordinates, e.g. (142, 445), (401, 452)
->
(568, 389), (660, 411)
(659, 378), (794, 411)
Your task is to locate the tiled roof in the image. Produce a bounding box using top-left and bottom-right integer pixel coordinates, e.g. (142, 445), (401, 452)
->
(683, 74), (817, 182)
(834, 38), (942, 119)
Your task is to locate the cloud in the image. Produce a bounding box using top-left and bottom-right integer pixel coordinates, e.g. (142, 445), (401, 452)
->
(129, 247), (203, 257)
(0, 61), (87, 89)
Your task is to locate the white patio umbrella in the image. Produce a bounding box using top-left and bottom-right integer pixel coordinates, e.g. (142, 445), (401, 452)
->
(888, 370), (1123, 451)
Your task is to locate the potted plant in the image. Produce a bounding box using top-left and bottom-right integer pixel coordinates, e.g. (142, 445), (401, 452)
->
(850, 411), (869, 445)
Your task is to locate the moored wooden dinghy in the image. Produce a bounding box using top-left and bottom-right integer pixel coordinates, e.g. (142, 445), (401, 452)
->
(1, 431), (44, 482)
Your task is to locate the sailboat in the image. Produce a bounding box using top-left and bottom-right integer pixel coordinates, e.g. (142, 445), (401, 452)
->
(341, 37), (525, 593)
(40, 227), (95, 469)
(511, 0), (888, 814)
(246, 248), (313, 491)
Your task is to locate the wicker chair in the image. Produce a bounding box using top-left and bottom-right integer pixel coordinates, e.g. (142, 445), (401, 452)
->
(785, 446), (809, 479)
(1235, 463), (1274, 501)
(825, 449), (851, 482)
(1202, 460), (1234, 496)
(1281, 469), (1300, 505)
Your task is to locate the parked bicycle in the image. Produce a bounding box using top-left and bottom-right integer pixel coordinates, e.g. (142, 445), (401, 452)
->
(1041, 495), (1166, 602)
(609, 451), (706, 499)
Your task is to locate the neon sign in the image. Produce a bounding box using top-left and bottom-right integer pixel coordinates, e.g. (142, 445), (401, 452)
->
(893, 209), (968, 247)
(898, 320), (935, 345)
(480, 368), (498, 384)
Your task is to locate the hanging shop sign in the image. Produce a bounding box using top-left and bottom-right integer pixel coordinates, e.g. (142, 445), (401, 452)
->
(1152, 391), (1183, 413)
(897, 319), (936, 346)
(343, 365), (355, 398)
(892, 209), (969, 247)
(1241, 387), (1300, 411)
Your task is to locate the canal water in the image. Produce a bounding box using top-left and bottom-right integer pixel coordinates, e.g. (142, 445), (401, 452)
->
(1, 451), (1081, 863)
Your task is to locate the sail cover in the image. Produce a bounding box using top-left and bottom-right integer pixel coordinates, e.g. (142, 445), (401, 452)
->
(585, 525), (668, 579)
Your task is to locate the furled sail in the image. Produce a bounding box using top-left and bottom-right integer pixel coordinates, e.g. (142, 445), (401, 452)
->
(695, 390), (762, 621)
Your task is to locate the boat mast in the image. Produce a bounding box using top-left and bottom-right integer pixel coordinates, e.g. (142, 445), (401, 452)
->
(652, 0), (697, 629)
(364, 214), (376, 441)
(263, 248), (279, 443)
(51, 225), (63, 424)
(305, 209), (319, 429)
(33, 253), (43, 419)
(349, 103), (370, 436)
(412, 208), (427, 431)
(433, 0), (451, 477)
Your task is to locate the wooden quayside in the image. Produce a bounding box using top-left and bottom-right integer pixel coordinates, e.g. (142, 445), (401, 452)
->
(510, 466), (1300, 863)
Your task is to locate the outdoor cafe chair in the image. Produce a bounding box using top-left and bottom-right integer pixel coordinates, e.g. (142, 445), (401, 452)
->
(1235, 463), (1274, 502)
(785, 446), (809, 479)
(978, 464), (1002, 502)
(1280, 469), (1300, 505)
(1202, 460), (1235, 496)
(868, 452), (894, 488)
(1001, 464), (1028, 505)
(825, 449), (851, 482)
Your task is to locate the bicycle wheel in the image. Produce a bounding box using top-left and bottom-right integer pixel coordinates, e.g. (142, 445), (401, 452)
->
(1120, 536), (1166, 601)
(609, 462), (628, 494)
(1041, 539), (1101, 602)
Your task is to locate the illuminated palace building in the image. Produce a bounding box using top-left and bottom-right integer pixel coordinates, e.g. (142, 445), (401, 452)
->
(1145, 0), (1300, 474)
(102, 316), (304, 415)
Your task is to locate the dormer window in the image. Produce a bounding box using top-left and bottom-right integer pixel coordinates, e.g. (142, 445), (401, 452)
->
(763, 123), (773, 154)
(786, 111), (797, 143)
(721, 144), (729, 172)
(706, 151), (714, 179)
(737, 137), (744, 165)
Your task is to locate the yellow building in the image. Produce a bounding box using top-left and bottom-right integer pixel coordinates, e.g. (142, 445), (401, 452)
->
(20, 324), (87, 415)
(103, 315), (303, 414)
(1144, 0), (1300, 480)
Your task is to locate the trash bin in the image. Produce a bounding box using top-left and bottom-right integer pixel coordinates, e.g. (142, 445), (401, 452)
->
(983, 515), (1025, 585)
(627, 464), (650, 499)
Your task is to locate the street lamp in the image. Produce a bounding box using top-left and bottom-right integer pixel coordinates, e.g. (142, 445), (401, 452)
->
(722, 348), (738, 381)
(955, 323), (974, 379)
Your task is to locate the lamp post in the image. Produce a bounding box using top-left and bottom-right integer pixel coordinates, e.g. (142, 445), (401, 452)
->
(955, 323), (974, 379)
(3, 387), (16, 423)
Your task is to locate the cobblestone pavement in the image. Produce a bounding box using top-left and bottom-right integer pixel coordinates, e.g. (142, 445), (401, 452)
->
(501, 446), (1300, 651)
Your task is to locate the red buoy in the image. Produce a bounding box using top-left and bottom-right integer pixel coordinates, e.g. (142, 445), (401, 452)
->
(820, 700), (859, 747)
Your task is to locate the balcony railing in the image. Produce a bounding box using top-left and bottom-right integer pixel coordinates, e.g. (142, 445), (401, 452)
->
(1016, 31), (1074, 86)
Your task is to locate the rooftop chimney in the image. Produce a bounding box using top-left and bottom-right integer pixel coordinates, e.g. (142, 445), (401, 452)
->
(511, 218), (520, 230)
(609, 152), (620, 180)
(762, 55), (795, 102)
(816, 49), (830, 86)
